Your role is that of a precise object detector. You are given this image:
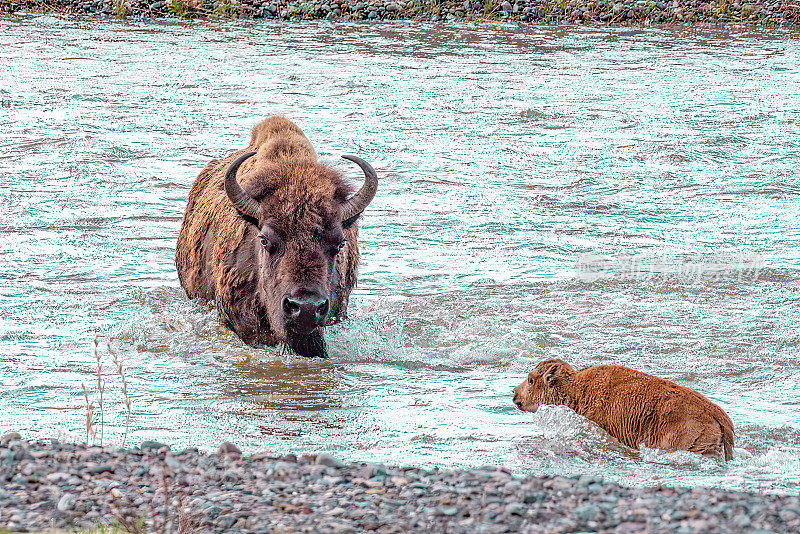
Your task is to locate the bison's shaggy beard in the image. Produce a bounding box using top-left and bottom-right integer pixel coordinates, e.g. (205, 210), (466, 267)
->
(285, 330), (327, 359)
(260, 286), (330, 359)
(217, 298), (328, 359)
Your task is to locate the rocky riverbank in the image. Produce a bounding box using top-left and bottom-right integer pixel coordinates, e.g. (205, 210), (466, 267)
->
(0, 0), (798, 27)
(0, 435), (798, 533)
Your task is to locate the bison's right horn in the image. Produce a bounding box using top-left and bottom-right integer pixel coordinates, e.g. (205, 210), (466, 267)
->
(340, 155), (378, 222)
(224, 151), (261, 221)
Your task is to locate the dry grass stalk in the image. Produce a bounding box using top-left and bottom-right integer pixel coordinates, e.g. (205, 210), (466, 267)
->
(109, 343), (132, 447)
(83, 334), (132, 448)
(159, 467), (172, 534)
(94, 335), (106, 446)
(109, 462), (201, 533)
(81, 382), (96, 445)
(177, 495), (202, 534)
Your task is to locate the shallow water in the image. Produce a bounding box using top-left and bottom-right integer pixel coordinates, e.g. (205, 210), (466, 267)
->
(1, 15), (799, 494)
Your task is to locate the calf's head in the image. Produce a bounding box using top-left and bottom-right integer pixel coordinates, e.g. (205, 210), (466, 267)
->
(513, 359), (576, 412)
(225, 152), (377, 358)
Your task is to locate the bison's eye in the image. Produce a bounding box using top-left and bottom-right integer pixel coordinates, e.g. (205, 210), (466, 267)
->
(528, 377), (533, 385)
(327, 239), (346, 256)
(259, 234), (283, 257)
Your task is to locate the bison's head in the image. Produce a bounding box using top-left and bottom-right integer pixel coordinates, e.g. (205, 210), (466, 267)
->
(513, 359), (576, 412)
(224, 152), (377, 358)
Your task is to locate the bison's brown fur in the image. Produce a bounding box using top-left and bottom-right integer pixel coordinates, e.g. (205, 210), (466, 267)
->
(513, 359), (734, 461)
(175, 117), (370, 358)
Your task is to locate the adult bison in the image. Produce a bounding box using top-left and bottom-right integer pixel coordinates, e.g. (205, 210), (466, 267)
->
(175, 117), (377, 358)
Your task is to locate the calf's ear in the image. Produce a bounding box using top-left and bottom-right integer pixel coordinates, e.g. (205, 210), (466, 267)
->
(543, 363), (562, 387)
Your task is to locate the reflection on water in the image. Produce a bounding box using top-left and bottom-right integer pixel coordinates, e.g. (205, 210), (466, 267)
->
(1, 15), (799, 494)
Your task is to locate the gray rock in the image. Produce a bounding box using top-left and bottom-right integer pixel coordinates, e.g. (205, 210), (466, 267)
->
(316, 453), (344, 468)
(86, 463), (112, 474)
(215, 515), (237, 529)
(140, 440), (170, 452)
(573, 503), (599, 521)
(218, 441), (242, 458)
(46, 472), (71, 482)
(1, 431), (21, 445)
(507, 501), (526, 515)
(616, 522), (647, 534)
(164, 454), (182, 469)
(204, 504), (223, 519)
(57, 493), (72, 512)
(356, 463), (376, 479)
(523, 491), (546, 504)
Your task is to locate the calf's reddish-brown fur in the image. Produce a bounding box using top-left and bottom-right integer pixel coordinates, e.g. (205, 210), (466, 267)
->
(513, 359), (734, 461)
(175, 117), (372, 358)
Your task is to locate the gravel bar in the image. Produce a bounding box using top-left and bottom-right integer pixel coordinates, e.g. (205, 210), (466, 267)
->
(0, 436), (798, 533)
(1, 0), (798, 28)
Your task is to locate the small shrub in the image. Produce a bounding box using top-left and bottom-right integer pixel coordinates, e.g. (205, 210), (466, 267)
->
(214, 0), (241, 18)
(113, 0), (129, 18)
(171, 0), (210, 17)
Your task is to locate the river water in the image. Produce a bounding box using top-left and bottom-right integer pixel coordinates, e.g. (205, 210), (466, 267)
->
(1, 15), (798, 494)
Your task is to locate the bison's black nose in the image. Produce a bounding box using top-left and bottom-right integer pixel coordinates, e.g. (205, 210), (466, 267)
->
(283, 292), (329, 332)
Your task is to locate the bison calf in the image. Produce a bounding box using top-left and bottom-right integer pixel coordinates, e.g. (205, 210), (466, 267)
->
(513, 359), (734, 461)
(175, 117), (377, 358)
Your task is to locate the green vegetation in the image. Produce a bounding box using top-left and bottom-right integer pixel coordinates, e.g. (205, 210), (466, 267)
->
(483, 0), (498, 15)
(214, 0), (241, 18)
(113, 0), (129, 18)
(170, 0), (211, 18)
(103, 517), (150, 534)
(94, 517), (147, 534)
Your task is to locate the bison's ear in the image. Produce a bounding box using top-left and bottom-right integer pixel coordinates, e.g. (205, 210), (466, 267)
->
(342, 213), (360, 230)
(543, 363), (562, 387)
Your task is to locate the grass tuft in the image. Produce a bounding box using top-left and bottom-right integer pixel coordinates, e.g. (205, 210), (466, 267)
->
(81, 335), (131, 448)
(113, 0), (129, 18)
(214, 0), (241, 18)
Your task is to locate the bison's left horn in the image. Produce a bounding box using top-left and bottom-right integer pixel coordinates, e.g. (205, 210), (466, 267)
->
(340, 155), (378, 222)
(224, 151), (261, 221)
